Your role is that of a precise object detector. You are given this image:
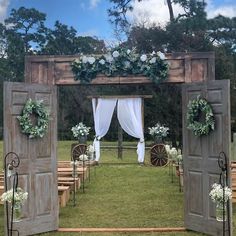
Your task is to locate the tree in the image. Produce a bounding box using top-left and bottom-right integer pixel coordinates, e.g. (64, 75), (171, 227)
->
(5, 7), (46, 53)
(41, 21), (106, 55)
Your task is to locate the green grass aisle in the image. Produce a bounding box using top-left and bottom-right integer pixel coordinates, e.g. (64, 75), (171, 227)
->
(60, 165), (183, 228)
(0, 141), (235, 235)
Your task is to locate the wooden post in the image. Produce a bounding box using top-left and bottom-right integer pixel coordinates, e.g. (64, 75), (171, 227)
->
(118, 123), (123, 159)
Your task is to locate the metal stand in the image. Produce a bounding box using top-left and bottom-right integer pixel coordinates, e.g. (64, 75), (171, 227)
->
(4, 152), (20, 236)
(218, 151), (231, 236)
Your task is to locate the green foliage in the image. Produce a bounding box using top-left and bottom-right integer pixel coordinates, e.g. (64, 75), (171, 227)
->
(72, 47), (169, 84)
(17, 99), (50, 139)
(187, 96), (215, 136)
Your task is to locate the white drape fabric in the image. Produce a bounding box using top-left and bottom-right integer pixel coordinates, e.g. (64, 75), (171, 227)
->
(92, 98), (117, 161)
(117, 98), (145, 163)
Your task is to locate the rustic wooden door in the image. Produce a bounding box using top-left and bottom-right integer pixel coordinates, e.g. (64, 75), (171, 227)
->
(4, 82), (58, 235)
(182, 80), (232, 236)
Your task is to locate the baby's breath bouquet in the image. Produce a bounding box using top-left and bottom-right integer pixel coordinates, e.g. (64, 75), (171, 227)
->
(1, 187), (28, 205)
(209, 183), (232, 204)
(71, 122), (90, 139)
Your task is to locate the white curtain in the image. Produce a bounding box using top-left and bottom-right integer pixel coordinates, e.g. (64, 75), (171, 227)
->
(92, 98), (117, 161)
(117, 98), (145, 163)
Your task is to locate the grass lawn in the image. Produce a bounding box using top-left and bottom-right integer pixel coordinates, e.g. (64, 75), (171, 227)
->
(0, 141), (235, 236)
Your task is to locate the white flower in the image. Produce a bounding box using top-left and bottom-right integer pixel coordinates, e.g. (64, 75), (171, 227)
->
(105, 54), (113, 63)
(157, 51), (166, 60)
(149, 57), (157, 64)
(124, 61), (131, 68)
(165, 145), (171, 154)
(112, 50), (119, 58)
(151, 51), (156, 55)
(74, 59), (80, 63)
(127, 49), (131, 54)
(148, 123), (169, 137)
(88, 56), (95, 64)
(209, 183), (232, 204)
(71, 160), (78, 166)
(71, 122), (90, 138)
(87, 144), (94, 153)
(99, 59), (105, 65)
(79, 154), (88, 161)
(169, 148), (178, 159)
(1, 188), (28, 204)
(82, 56), (88, 63)
(140, 54), (147, 62)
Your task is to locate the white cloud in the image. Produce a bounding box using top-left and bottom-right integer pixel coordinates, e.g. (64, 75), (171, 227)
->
(206, 0), (236, 18)
(0, 0), (10, 23)
(127, 0), (236, 28)
(128, 0), (184, 27)
(89, 0), (101, 9)
(79, 29), (99, 37)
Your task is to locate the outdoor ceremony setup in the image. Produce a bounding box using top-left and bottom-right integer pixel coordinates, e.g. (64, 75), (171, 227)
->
(1, 49), (234, 236)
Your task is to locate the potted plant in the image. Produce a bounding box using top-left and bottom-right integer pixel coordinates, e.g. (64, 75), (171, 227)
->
(1, 187), (28, 222)
(71, 122), (90, 144)
(148, 123), (169, 144)
(209, 183), (232, 221)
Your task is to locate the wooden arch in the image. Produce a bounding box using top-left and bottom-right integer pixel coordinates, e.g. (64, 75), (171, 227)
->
(4, 51), (232, 236)
(25, 52), (215, 85)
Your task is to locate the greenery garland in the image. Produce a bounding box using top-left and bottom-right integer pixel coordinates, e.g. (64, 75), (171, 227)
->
(71, 48), (169, 84)
(17, 99), (49, 139)
(187, 96), (215, 136)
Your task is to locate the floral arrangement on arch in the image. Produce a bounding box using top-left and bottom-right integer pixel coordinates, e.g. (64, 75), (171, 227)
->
(148, 123), (169, 139)
(71, 48), (169, 84)
(209, 183), (232, 205)
(0, 187), (28, 205)
(71, 122), (90, 139)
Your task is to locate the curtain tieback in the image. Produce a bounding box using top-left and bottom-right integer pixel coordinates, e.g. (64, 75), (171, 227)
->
(95, 136), (101, 141)
(139, 138), (144, 143)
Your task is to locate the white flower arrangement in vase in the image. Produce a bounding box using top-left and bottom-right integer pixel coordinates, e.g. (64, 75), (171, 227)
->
(209, 183), (232, 205)
(71, 122), (90, 143)
(209, 183), (232, 221)
(148, 123), (169, 143)
(1, 187), (28, 221)
(1, 187), (28, 205)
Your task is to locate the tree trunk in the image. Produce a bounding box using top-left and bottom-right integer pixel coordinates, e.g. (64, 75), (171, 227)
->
(166, 0), (174, 21)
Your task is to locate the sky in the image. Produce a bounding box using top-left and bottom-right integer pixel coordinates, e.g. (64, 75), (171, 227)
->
(0, 0), (236, 43)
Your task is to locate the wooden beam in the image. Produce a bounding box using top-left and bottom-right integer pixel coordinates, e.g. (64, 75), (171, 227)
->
(87, 95), (153, 99)
(58, 227), (186, 232)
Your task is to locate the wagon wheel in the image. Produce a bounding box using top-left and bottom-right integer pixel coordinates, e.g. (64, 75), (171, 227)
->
(71, 144), (87, 161)
(150, 144), (168, 167)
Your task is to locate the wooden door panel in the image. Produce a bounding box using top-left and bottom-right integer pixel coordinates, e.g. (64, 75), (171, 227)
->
(182, 80), (231, 236)
(4, 82), (58, 236)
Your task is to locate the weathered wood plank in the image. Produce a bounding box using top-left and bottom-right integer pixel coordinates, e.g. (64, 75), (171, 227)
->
(25, 52), (215, 85)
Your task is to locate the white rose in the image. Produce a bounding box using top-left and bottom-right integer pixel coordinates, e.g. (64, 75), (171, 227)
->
(124, 61), (130, 68)
(82, 56), (88, 63)
(112, 50), (119, 58)
(99, 59), (105, 65)
(105, 54), (113, 63)
(88, 57), (95, 64)
(149, 57), (157, 64)
(140, 54), (147, 62)
(127, 49), (131, 54)
(157, 51), (166, 60)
